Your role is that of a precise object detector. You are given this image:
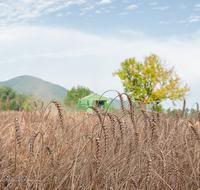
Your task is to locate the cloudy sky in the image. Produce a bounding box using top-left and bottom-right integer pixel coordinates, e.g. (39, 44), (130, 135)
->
(0, 0), (200, 109)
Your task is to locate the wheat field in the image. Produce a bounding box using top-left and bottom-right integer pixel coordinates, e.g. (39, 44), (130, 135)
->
(0, 93), (200, 190)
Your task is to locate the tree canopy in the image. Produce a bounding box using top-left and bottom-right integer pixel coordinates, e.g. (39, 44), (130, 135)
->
(113, 54), (190, 109)
(64, 86), (91, 107)
(16, 93), (29, 111)
(0, 86), (17, 102)
(0, 86), (38, 111)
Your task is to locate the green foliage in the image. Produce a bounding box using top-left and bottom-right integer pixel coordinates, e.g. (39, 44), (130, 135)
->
(113, 53), (190, 109)
(171, 108), (192, 118)
(153, 103), (163, 113)
(0, 86), (17, 102)
(133, 101), (140, 109)
(0, 86), (17, 110)
(16, 94), (29, 111)
(185, 108), (190, 118)
(9, 99), (18, 111)
(0, 86), (45, 111)
(64, 86), (91, 108)
(1, 104), (7, 111)
(190, 108), (196, 117)
(23, 101), (31, 111)
(171, 108), (182, 116)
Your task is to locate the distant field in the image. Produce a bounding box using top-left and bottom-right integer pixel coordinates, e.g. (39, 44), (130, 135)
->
(0, 95), (199, 189)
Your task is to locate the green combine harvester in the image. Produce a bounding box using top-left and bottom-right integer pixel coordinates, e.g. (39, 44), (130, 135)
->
(76, 94), (109, 113)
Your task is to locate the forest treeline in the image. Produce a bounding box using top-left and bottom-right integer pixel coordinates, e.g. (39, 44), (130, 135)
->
(0, 85), (197, 117)
(0, 86), (59, 111)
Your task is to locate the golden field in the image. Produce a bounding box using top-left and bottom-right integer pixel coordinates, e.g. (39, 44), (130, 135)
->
(0, 94), (200, 190)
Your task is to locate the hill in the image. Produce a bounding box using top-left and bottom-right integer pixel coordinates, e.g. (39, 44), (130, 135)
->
(0, 75), (67, 101)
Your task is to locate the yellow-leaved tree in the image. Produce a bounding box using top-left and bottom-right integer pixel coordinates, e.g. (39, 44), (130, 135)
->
(113, 53), (190, 111)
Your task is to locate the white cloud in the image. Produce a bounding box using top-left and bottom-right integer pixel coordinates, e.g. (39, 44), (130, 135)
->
(95, 10), (101, 14)
(149, 2), (157, 6)
(189, 18), (199, 22)
(179, 15), (200, 23)
(188, 15), (200, 23)
(97, 0), (112, 4)
(180, 4), (186, 9)
(195, 4), (200, 11)
(159, 21), (170, 24)
(79, 11), (86, 16)
(153, 6), (169, 10)
(67, 12), (72, 15)
(119, 12), (127, 16)
(82, 5), (94, 11)
(126, 5), (138, 10)
(122, 1), (128, 3)
(0, 0), (85, 24)
(56, 13), (62, 17)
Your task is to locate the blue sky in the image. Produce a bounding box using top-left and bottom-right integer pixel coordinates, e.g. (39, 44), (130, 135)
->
(0, 0), (200, 109)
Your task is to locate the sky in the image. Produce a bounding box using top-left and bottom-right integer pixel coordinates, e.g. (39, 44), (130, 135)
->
(0, 0), (200, 109)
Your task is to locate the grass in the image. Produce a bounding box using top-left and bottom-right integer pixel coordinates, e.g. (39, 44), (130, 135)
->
(0, 94), (200, 189)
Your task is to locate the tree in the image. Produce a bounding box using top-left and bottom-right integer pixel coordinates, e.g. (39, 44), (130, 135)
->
(113, 54), (189, 110)
(64, 86), (91, 108)
(16, 94), (29, 111)
(0, 86), (17, 110)
(0, 86), (17, 102)
(9, 99), (18, 111)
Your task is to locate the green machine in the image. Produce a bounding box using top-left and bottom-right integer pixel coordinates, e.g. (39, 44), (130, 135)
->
(76, 94), (109, 113)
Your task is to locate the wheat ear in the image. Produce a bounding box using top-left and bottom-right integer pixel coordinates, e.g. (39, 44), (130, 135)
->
(87, 106), (102, 123)
(52, 101), (64, 129)
(118, 93), (126, 115)
(107, 112), (116, 138)
(44, 146), (54, 167)
(15, 118), (21, 148)
(114, 115), (124, 144)
(30, 132), (39, 155)
(95, 137), (101, 172)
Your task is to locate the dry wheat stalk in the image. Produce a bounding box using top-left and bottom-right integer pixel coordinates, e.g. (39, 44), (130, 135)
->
(1, 96), (200, 189)
(14, 118), (21, 148)
(175, 166), (179, 190)
(114, 115), (124, 144)
(118, 93), (126, 115)
(30, 132), (39, 155)
(102, 124), (109, 153)
(87, 106), (103, 123)
(44, 146), (54, 167)
(124, 93), (135, 128)
(107, 112), (116, 139)
(96, 137), (101, 171)
(52, 101), (64, 129)
(145, 158), (151, 189)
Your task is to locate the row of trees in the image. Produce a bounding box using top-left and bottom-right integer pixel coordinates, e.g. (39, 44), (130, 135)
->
(0, 86), (44, 111)
(0, 85), (91, 112)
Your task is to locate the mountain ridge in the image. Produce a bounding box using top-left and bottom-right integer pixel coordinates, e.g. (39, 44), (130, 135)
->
(0, 75), (68, 101)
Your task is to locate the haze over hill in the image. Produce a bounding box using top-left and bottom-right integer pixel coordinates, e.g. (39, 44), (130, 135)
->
(0, 75), (136, 110)
(0, 75), (68, 101)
